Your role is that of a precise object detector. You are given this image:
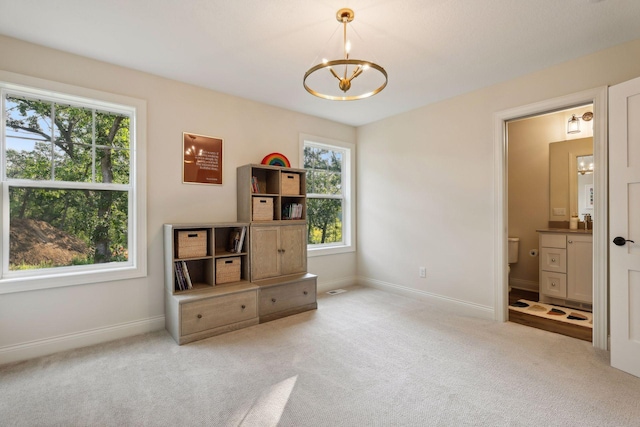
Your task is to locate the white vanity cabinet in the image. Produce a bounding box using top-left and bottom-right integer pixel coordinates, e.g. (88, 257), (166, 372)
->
(538, 231), (592, 305)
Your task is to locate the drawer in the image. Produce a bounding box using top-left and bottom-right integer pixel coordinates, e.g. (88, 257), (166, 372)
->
(540, 247), (566, 273)
(540, 271), (567, 298)
(181, 290), (257, 336)
(259, 280), (316, 316)
(540, 233), (566, 249)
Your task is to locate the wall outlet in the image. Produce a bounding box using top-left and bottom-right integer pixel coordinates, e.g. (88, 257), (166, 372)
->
(419, 267), (426, 278)
(552, 207), (566, 216)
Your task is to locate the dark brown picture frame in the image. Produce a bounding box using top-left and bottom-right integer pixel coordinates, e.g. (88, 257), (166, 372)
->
(182, 132), (223, 185)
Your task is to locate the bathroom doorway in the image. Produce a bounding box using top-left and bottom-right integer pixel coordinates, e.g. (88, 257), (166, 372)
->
(505, 106), (594, 341)
(493, 87), (608, 350)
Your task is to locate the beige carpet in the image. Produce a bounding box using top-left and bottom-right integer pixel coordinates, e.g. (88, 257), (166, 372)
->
(1, 285), (639, 426)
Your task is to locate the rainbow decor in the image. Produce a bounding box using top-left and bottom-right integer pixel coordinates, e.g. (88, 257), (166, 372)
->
(261, 152), (290, 167)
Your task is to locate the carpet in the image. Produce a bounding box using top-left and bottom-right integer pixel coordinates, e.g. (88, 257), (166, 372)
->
(509, 299), (593, 328)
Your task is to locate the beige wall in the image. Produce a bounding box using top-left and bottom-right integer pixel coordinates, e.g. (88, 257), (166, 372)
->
(0, 35), (356, 363)
(507, 111), (592, 290)
(3, 32), (640, 361)
(357, 38), (640, 313)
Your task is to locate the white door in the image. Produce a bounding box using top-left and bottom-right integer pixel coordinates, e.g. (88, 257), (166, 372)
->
(609, 76), (640, 378)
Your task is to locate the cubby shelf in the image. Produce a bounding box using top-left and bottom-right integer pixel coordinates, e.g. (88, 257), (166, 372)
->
(164, 164), (317, 345)
(164, 222), (257, 344)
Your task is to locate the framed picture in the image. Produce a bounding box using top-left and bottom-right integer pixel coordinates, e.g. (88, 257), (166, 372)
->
(182, 132), (223, 185)
(585, 184), (594, 208)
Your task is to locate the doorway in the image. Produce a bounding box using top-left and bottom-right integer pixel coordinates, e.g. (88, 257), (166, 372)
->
(506, 107), (593, 341)
(493, 87), (608, 350)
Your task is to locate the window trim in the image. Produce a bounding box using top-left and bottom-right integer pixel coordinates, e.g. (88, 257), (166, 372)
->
(0, 71), (147, 294)
(300, 133), (355, 257)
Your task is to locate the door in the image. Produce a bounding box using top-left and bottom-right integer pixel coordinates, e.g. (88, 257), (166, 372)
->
(280, 224), (307, 275)
(251, 226), (280, 280)
(609, 76), (640, 378)
(566, 235), (593, 303)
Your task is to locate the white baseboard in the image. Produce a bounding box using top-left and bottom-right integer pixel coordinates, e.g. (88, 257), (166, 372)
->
(0, 315), (165, 366)
(509, 278), (539, 292)
(357, 277), (494, 320)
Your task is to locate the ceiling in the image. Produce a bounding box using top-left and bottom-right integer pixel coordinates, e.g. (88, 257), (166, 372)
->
(1, 0), (640, 127)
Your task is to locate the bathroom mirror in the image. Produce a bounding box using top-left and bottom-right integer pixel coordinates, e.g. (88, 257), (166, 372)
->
(576, 155), (594, 220)
(549, 137), (593, 224)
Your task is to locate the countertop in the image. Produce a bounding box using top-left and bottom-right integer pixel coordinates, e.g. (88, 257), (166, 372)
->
(536, 228), (592, 234)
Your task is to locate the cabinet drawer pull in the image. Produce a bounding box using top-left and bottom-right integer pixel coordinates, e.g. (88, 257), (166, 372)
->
(303, 291), (308, 295)
(197, 314), (203, 318)
(568, 240), (573, 244)
(271, 298), (277, 303)
(551, 282), (556, 287)
(241, 305), (246, 310)
(551, 258), (556, 262)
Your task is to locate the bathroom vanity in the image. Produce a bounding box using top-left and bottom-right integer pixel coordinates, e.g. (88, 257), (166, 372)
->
(537, 229), (592, 308)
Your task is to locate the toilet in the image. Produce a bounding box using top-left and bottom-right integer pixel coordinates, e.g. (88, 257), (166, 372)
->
(508, 237), (520, 290)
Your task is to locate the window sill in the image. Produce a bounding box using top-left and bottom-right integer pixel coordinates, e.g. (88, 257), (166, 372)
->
(0, 263), (146, 294)
(307, 244), (355, 257)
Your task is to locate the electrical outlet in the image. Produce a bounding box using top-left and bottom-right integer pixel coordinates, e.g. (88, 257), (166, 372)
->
(552, 207), (566, 216)
(419, 267), (426, 278)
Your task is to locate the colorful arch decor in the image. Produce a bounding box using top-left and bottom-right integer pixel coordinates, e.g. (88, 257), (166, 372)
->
(261, 152), (291, 167)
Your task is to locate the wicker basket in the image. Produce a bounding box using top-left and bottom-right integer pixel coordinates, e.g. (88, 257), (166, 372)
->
(216, 257), (241, 284)
(281, 173), (301, 195)
(176, 230), (207, 259)
(252, 197), (274, 221)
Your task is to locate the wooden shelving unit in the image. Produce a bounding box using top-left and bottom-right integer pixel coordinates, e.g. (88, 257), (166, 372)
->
(237, 163), (317, 323)
(164, 222), (258, 344)
(164, 164), (318, 345)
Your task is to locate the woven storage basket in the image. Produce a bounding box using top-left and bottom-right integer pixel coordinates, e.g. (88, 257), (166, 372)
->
(216, 257), (241, 284)
(281, 173), (300, 195)
(252, 197), (274, 221)
(176, 230), (207, 258)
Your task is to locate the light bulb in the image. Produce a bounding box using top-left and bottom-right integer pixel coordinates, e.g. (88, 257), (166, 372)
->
(345, 40), (351, 54)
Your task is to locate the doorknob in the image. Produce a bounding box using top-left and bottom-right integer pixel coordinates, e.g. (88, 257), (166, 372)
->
(613, 236), (635, 246)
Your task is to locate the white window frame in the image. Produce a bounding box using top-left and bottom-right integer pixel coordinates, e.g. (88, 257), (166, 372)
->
(300, 133), (355, 256)
(0, 71), (147, 294)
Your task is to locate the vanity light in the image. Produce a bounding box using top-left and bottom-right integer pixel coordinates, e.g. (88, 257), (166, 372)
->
(567, 115), (581, 134)
(567, 111), (593, 134)
(578, 161), (594, 175)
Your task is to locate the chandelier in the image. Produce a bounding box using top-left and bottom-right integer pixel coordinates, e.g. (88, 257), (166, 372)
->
(303, 8), (388, 101)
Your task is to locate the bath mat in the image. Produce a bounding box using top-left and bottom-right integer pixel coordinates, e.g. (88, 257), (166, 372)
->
(509, 299), (592, 328)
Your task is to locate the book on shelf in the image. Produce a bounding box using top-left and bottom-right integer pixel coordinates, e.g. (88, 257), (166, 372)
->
(174, 260), (193, 291)
(237, 226), (247, 253)
(228, 226), (247, 253)
(251, 176), (259, 193)
(181, 261), (193, 289)
(174, 261), (185, 291)
(228, 228), (239, 253)
(282, 203), (303, 220)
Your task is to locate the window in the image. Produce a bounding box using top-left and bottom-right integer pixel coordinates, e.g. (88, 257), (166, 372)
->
(1, 74), (146, 293)
(300, 134), (355, 256)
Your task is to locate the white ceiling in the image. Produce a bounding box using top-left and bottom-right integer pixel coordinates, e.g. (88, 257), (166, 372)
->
(2, 0), (640, 126)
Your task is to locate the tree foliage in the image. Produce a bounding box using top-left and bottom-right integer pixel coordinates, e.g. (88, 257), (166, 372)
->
(4, 95), (130, 269)
(304, 146), (343, 244)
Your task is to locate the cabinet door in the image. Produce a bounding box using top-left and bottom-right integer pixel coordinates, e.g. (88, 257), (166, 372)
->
(251, 226), (280, 280)
(567, 235), (593, 303)
(280, 224), (307, 275)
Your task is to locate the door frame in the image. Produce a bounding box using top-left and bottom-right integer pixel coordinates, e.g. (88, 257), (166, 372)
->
(493, 87), (608, 350)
